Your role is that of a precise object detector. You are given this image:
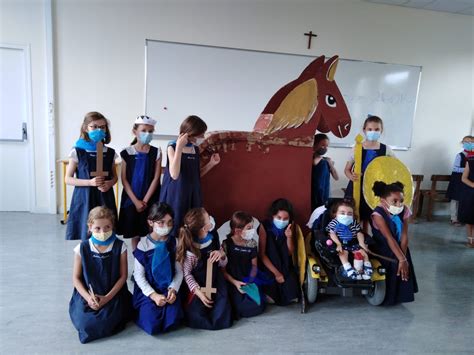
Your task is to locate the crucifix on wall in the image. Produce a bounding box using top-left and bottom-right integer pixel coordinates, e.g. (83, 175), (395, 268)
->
(304, 31), (318, 49)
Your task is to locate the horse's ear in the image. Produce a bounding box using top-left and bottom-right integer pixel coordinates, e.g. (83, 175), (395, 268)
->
(325, 56), (339, 82)
(300, 56), (326, 77)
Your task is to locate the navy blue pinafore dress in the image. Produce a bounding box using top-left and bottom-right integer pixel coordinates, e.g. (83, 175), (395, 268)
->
(446, 152), (467, 201)
(117, 146), (161, 238)
(66, 147), (117, 240)
(311, 158), (331, 210)
(132, 236), (183, 334)
(260, 221), (299, 306)
(458, 158), (474, 224)
(223, 237), (265, 319)
(69, 239), (132, 343)
(345, 144), (387, 220)
(370, 206), (418, 305)
(160, 143), (202, 236)
(185, 235), (232, 330)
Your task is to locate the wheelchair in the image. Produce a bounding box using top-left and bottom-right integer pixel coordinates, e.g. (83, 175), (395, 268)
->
(296, 199), (386, 312)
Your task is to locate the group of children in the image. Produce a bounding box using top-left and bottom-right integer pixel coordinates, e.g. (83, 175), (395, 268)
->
(65, 111), (470, 343)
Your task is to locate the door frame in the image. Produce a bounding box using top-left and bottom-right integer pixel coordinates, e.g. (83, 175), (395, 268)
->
(0, 43), (36, 212)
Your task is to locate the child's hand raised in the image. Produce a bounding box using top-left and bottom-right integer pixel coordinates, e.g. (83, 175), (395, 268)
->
(176, 133), (189, 151)
(195, 288), (213, 308)
(284, 224), (293, 239)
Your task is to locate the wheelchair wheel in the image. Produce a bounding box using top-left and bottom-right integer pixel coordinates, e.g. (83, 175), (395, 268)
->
(365, 280), (386, 306)
(304, 263), (318, 304)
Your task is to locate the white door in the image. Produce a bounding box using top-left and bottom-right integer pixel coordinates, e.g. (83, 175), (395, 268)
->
(0, 44), (33, 211)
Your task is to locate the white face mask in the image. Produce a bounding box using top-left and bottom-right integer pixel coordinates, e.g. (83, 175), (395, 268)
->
(388, 205), (404, 215)
(194, 137), (205, 146)
(154, 225), (171, 237)
(242, 228), (256, 241)
(92, 230), (113, 242)
(209, 216), (216, 232)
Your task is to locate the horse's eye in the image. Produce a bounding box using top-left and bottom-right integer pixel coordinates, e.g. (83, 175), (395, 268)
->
(325, 94), (336, 108)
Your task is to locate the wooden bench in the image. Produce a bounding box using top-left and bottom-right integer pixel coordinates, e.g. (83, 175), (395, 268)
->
(421, 174), (451, 221)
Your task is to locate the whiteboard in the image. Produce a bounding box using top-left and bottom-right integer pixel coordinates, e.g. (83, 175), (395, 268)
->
(145, 40), (421, 149)
(0, 46), (28, 141)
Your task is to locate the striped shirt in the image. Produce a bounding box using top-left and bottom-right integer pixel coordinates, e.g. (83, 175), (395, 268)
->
(183, 249), (228, 293)
(326, 219), (361, 238)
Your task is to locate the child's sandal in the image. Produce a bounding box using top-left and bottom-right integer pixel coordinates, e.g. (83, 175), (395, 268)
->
(342, 267), (359, 280)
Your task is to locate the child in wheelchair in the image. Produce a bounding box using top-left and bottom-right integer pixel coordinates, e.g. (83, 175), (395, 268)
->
(326, 200), (373, 281)
(311, 198), (376, 282)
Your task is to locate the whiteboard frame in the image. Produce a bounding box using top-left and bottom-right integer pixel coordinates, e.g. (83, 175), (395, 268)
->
(0, 42), (36, 212)
(144, 39), (422, 150)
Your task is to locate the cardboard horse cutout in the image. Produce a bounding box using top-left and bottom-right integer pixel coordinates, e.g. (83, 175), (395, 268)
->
(200, 55), (351, 229)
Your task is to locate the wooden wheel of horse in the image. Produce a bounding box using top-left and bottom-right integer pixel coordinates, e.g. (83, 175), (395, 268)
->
(199, 55), (352, 228)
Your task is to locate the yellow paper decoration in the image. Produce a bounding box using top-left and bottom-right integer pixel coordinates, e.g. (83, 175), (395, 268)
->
(363, 156), (414, 210)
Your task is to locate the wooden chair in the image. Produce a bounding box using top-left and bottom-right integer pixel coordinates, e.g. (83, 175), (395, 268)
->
(421, 175), (451, 221)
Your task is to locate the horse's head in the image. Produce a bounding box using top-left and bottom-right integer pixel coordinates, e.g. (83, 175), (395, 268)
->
(253, 55), (351, 140)
(312, 56), (351, 138)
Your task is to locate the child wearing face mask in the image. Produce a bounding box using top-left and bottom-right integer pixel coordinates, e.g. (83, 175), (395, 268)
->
(344, 115), (395, 232)
(326, 200), (372, 280)
(370, 181), (418, 305)
(132, 202), (184, 335)
(65, 112), (119, 240)
(117, 116), (162, 250)
(160, 115), (220, 236)
(177, 208), (232, 330)
(221, 211), (266, 319)
(69, 207), (132, 343)
(259, 198), (299, 306)
(446, 135), (473, 226)
(312, 133), (339, 211)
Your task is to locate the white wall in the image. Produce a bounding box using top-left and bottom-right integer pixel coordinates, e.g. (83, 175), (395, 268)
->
(53, 0), (473, 213)
(0, 0), (54, 213)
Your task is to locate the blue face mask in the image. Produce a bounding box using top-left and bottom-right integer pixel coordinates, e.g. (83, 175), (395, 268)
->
(273, 218), (289, 230)
(88, 129), (106, 143)
(336, 214), (353, 226)
(365, 131), (381, 142)
(138, 132), (153, 145)
(463, 142), (473, 151)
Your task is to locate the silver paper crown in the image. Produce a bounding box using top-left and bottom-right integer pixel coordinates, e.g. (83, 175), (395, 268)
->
(135, 115), (156, 126)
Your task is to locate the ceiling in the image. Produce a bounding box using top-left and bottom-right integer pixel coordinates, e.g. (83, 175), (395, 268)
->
(364, 0), (474, 16)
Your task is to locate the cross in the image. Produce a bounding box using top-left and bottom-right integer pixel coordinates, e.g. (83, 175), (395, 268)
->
(201, 259), (217, 298)
(91, 141), (109, 178)
(304, 31), (318, 49)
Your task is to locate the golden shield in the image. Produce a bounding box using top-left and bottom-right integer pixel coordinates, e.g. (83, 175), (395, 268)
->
(363, 156), (414, 210)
